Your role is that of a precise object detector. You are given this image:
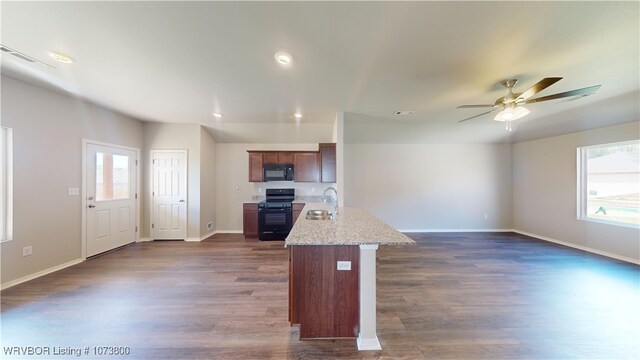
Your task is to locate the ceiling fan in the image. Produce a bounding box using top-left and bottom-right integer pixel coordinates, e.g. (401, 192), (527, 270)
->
(458, 77), (601, 131)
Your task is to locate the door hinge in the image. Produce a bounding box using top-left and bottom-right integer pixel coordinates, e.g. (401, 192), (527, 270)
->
(135, 193), (138, 199)
(135, 160), (138, 166)
(153, 159), (156, 164)
(135, 226), (138, 232)
(152, 191), (155, 196)
(152, 223), (154, 228)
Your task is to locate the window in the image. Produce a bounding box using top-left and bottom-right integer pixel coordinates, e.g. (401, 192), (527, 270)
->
(96, 152), (130, 201)
(577, 140), (640, 227)
(1, 126), (13, 241)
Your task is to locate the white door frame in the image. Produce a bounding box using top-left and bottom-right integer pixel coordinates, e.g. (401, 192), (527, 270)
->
(81, 139), (141, 260)
(150, 149), (188, 240)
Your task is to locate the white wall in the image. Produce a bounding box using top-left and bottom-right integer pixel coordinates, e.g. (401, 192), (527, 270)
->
(215, 143), (335, 231)
(200, 128), (216, 237)
(513, 121), (640, 262)
(344, 143), (513, 231)
(0, 75), (144, 286)
(142, 123), (201, 239)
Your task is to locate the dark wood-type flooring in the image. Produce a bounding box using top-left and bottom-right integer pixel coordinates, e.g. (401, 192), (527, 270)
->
(1, 232), (639, 359)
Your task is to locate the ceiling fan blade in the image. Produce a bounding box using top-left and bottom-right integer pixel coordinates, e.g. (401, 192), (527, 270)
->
(457, 104), (498, 108)
(458, 108), (500, 123)
(516, 77), (563, 102)
(523, 85), (601, 104)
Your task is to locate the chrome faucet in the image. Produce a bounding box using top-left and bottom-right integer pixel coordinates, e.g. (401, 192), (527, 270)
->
(322, 186), (339, 214)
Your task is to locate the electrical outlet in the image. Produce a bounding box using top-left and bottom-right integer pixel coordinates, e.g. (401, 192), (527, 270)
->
(23, 246), (32, 257)
(67, 187), (79, 196)
(484, 213), (489, 220)
(337, 261), (351, 271)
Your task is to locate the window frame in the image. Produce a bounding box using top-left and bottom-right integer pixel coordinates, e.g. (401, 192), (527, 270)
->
(1, 126), (13, 242)
(576, 139), (640, 229)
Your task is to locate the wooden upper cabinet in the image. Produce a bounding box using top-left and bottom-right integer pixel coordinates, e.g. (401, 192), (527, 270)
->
(294, 152), (320, 182)
(249, 148), (326, 183)
(278, 152), (295, 164)
(248, 152), (264, 182)
(263, 152), (279, 164)
(262, 152), (295, 165)
(319, 143), (336, 183)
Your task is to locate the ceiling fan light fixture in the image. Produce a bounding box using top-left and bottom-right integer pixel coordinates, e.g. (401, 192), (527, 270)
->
(494, 105), (529, 122)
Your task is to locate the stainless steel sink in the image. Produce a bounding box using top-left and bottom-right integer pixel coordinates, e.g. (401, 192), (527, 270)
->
(305, 209), (334, 220)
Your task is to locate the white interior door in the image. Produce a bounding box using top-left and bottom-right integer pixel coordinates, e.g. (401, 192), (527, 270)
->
(86, 143), (137, 257)
(152, 150), (187, 240)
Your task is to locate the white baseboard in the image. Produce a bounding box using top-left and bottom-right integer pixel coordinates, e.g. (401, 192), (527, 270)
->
(513, 229), (640, 265)
(184, 237), (201, 242)
(200, 230), (216, 241)
(399, 228), (513, 233)
(137, 237), (151, 242)
(213, 230), (243, 234)
(1, 258), (84, 290)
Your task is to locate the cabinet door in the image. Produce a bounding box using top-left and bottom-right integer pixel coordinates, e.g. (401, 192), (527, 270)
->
(278, 152), (295, 164)
(243, 203), (259, 238)
(292, 245), (360, 338)
(294, 153), (320, 182)
(263, 152), (279, 164)
(248, 152), (264, 182)
(320, 143), (336, 183)
(292, 203), (305, 225)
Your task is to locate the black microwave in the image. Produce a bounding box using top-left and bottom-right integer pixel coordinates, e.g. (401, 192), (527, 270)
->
(263, 163), (294, 181)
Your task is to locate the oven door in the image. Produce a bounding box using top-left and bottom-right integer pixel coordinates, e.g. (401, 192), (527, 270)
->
(258, 207), (292, 240)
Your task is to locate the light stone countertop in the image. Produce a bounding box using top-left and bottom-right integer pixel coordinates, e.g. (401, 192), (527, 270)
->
(285, 202), (415, 246)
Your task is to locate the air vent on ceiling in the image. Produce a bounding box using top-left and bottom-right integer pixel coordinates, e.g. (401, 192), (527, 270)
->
(0, 44), (55, 69)
(394, 111), (415, 116)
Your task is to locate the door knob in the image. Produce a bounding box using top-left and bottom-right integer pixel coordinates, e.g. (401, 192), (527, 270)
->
(179, 200), (185, 203)
(88, 204), (96, 208)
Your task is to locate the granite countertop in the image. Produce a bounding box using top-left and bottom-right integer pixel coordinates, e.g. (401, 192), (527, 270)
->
(285, 202), (415, 246)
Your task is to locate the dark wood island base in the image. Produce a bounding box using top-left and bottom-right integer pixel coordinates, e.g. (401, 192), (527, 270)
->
(289, 245), (360, 338)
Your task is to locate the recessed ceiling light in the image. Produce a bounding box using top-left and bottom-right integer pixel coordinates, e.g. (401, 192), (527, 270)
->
(275, 52), (292, 65)
(48, 51), (74, 64)
(212, 113), (223, 118)
(294, 112), (302, 119)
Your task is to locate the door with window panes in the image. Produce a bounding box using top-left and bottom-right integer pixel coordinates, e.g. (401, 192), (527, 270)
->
(86, 144), (136, 257)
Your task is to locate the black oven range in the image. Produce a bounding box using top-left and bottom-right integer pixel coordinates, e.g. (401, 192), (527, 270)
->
(258, 188), (295, 241)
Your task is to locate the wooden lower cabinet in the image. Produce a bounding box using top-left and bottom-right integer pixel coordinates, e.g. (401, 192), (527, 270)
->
(292, 203), (305, 224)
(289, 245), (359, 338)
(242, 203), (258, 238)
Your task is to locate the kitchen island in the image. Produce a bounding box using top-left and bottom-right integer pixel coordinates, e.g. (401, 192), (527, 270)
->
(285, 203), (414, 350)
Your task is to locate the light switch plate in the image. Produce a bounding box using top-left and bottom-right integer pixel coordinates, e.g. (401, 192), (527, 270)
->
(337, 261), (351, 271)
(67, 187), (79, 196)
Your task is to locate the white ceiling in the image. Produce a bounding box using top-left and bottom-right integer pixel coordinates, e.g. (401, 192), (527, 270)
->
(1, 1), (638, 143)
